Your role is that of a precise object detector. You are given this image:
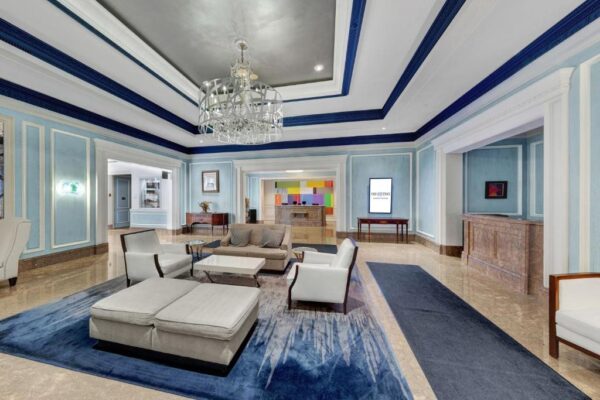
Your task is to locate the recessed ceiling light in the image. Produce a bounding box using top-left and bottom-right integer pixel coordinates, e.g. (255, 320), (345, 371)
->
(314, 64), (324, 72)
(382, 127), (387, 130)
(285, 169), (304, 173)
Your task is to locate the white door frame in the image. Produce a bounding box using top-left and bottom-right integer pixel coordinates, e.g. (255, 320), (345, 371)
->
(233, 155), (348, 232)
(432, 68), (574, 287)
(95, 139), (184, 244)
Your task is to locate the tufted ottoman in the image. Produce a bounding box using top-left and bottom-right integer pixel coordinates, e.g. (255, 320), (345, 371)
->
(90, 278), (260, 368)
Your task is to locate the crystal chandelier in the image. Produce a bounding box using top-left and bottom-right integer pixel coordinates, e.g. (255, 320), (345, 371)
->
(198, 39), (283, 145)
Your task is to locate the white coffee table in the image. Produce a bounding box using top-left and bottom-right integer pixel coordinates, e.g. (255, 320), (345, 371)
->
(193, 255), (265, 287)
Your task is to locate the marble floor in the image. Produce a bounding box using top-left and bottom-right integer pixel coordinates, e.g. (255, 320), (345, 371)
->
(0, 225), (598, 399)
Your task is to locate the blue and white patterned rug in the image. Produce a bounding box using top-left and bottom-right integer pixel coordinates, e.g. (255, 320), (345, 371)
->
(0, 263), (411, 399)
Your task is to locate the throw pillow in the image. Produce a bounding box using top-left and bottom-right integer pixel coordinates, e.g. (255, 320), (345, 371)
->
(260, 228), (285, 248)
(230, 228), (251, 247)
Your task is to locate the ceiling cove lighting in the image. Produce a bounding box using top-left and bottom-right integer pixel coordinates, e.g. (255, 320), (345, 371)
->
(285, 170), (304, 173)
(198, 39), (283, 145)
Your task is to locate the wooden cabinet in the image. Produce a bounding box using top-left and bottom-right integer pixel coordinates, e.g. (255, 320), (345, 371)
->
(462, 214), (543, 294)
(186, 213), (229, 234)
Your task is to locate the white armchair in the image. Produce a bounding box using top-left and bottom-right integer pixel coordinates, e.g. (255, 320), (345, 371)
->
(549, 273), (600, 360)
(121, 230), (193, 286)
(0, 218), (32, 287)
(287, 239), (358, 314)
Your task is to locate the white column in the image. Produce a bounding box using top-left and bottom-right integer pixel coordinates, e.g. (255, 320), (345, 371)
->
(435, 150), (463, 247)
(543, 69), (573, 286)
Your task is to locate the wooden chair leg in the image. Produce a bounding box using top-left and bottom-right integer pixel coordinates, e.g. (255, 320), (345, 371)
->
(549, 335), (559, 358)
(126, 278), (131, 287)
(8, 277), (17, 287)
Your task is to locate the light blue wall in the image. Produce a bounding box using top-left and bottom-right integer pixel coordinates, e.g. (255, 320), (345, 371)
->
(348, 153), (413, 231)
(463, 134), (543, 219)
(188, 161), (235, 221)
(247, 176), (260, 210)
(416, 145), (436, 238)
(5, 106), (96, 259)
(590, 62), (600, 272)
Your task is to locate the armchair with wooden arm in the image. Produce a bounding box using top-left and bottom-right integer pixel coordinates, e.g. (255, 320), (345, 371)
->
(549, 272), (600, 360)
(287, 239), (358, 314)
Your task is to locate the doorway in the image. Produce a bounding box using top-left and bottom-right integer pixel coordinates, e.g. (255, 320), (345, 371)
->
(113, 175), (131, 228)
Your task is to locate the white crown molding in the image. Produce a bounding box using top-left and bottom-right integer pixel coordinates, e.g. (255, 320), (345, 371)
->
(0, 95), (187, 160)
(56, 0), (199, 101)
(418, 21), (600, 147)
(431, 68), (574, 154)
(57, 0), (352, 102)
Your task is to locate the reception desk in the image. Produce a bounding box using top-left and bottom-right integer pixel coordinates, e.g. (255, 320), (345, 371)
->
(462, 214), (543, 295)
(275, 205), (326, 227)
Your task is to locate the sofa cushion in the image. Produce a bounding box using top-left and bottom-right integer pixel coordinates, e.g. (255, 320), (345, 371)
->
(158, 253), (192, 275)
(154, 284), (260, 340)
(556, 309), (600, 343)
(260, 228), (285, 248)
(230, 227), (251, 247)
(91, 278), (198, 326)
(249, 224), (286, 246)
(215, 245), (287, 260)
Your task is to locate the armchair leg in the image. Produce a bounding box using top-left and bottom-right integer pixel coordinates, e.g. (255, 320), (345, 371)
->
(549, 335), (559, 358)
(343, 301), (347, 315)
(126, 278), (131, 287)
(288, 296), (292, 311)
(8, 277), (17, 287)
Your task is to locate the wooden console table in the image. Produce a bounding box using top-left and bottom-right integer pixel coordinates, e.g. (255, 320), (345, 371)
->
(186, 212), (229, 234)
(357, 217), (409, 243)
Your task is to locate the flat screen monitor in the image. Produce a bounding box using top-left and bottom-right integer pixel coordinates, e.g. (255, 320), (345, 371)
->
(369, 178), (392, 214)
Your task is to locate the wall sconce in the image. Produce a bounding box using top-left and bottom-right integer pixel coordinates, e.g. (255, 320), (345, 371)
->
(58, 181), (83, 196)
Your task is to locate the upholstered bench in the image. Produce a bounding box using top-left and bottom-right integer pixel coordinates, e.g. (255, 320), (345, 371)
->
(90, 278), (260, 367)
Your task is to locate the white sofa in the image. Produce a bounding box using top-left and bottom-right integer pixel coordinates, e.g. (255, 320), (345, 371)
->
(120, 230), (193, 286)
(90, 278), (260, 367)
(0, 218), (31, 287)
(549, 273), (600, 360)
(287, 238), (358, 314)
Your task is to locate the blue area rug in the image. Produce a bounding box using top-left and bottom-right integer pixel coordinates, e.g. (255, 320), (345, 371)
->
(0, 258), (411, 399)
(368, 263), (590, 400)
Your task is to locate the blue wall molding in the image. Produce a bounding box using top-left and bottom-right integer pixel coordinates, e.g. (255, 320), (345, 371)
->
(464, 144), (523, 216)
(348, 152), (414, 231)
(0, 17), (197, 134)
(529, 140), (544, 219)
(20, 121), (46, 253)
(415, 144), (436, 238)
(50, 128), (91, 249)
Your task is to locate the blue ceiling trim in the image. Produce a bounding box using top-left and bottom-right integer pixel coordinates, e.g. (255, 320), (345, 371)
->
(0, 17), (197, 135)
(283, 108), (382, 127)
(382, 0), (465, 116)
(190, 131), (419, 154)
(280, 0), (465, 124)
(283, 0), (367, 103)
(417, 0), (600, 135)
(0, 77), (188, 153)
(47, 0), (199, 107)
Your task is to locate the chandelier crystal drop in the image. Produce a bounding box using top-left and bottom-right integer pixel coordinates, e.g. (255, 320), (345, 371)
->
(198, 39), (283, 145)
